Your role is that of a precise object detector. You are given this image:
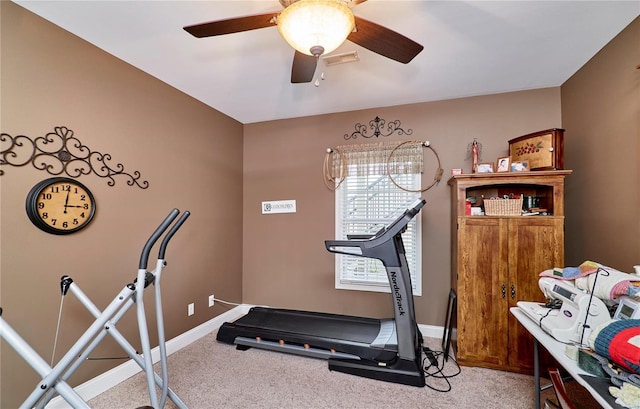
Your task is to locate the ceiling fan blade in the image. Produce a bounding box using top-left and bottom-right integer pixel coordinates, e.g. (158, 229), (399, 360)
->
(183, 12), (279, 38)
(348, 16), (423, 64)
(347, 0), (368, 7)
(291, 51), (318, 83)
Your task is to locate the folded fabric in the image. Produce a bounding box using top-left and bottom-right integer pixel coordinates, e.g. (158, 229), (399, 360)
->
(593, 319), (640, 374)
(540, 261), (640, 301)
(543, 260), (600, 279)
(610, 382), (640, 409)
(590, 320), (640, 406)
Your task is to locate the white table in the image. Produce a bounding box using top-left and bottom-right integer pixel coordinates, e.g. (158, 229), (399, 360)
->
(510, 306), (620, 409)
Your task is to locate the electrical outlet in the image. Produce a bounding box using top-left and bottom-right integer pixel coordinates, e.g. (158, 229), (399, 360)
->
(208, 294), (215, 307)
(188, 303), (194, 316)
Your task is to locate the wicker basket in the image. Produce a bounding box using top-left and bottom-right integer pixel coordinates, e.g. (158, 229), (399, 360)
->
(484, 197), (523, 216)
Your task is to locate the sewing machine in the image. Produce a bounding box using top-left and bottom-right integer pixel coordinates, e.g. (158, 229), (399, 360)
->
(614, 296), (640, 320)
(517, 277), (612, 345)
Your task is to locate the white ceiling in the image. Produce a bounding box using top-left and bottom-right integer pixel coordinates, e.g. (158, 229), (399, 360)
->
(13, 1), (640, 124)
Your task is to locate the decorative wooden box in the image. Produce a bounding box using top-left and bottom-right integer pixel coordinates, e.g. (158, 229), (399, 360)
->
(508, 128), (564, 170)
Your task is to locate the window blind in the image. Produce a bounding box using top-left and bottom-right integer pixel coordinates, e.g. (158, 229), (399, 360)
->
(333, 141), (422, 294)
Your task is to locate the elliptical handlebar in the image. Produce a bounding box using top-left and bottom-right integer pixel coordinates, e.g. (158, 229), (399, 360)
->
(138, 209), (180, 270)
(159, 211), (191, 260)
(136, 208), (190, 409)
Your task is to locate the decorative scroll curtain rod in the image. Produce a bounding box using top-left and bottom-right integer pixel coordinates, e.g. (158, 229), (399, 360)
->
(344, 116), (413, 140)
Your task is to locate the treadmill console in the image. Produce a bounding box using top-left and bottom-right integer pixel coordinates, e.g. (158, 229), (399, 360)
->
(381, 198), (425, 235)
(325, 198), (426, 266)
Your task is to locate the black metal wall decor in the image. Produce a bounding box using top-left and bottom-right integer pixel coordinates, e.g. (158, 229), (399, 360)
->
(344, 116), (413, 140)
(0, 126), (149, 189)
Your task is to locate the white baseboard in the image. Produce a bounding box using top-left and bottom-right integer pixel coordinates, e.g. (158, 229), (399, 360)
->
(46, 306), (447, 408)
(45, 306), (246, 409)
(418, 323), (444, 340)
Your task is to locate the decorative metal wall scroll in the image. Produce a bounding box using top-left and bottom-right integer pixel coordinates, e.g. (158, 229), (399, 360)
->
(0, 126), (149, 189)
(344, 116), (413, 140)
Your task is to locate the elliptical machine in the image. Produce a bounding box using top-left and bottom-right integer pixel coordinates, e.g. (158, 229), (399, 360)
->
(0, 209), (190, 408)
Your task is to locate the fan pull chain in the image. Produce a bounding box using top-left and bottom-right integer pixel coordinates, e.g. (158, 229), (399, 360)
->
(314, 72), (326, 87)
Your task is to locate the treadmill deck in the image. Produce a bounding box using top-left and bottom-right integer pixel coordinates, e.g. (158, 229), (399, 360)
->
(217, 307), (398, 361)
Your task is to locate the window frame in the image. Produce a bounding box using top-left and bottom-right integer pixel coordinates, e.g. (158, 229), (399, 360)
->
(333, 172), (422, 296)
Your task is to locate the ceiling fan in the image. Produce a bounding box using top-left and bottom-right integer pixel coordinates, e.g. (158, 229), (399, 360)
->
(183, 0), (424, 84)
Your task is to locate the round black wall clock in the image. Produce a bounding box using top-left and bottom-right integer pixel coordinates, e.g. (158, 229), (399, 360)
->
(25, 177), (96, 235)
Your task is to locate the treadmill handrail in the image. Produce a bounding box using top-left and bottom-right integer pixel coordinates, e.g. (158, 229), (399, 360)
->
(325, 198), (425, 259)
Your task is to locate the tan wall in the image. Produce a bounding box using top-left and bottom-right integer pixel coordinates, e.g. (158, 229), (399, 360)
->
(561, 16), (640, 270)
(5, 2), (636, 407)
(1, 3), (243, 407)
(243, 88), (562, 323)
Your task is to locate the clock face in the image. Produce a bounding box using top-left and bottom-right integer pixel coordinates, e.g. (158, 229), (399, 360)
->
(26, 177), (96, 235)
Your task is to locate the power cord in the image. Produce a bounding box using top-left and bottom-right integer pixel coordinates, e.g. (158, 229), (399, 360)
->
(538, 306), (555, 328)
(537, 303), (583, 347)
(580, 267), (609, 345)
(422, 346), (461, 392)
(212, 297), (243, 307)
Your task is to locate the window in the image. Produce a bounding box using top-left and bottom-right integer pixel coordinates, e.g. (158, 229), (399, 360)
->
(331, 142), (422, 295)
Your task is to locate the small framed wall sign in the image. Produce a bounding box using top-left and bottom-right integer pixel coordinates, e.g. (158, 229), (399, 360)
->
(262, 199), (296, 214)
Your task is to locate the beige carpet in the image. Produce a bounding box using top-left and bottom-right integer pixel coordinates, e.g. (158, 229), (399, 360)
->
(87, 333), (597, 409)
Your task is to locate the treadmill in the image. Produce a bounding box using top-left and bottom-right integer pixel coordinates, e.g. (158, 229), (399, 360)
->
(216, 198), (426, 387)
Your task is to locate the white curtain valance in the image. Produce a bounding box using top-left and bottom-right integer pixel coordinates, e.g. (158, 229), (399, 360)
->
(332, 141), (424, 177)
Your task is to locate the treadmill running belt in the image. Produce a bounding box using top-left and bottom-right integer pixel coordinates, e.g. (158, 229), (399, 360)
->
(230, 307), (382, 344)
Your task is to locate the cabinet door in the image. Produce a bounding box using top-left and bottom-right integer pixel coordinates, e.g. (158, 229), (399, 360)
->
(456, 217), (509, 366)
(507, 217), (564, 370)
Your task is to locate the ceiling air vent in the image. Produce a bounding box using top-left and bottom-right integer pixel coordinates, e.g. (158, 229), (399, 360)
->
(322, 51), (359, 66)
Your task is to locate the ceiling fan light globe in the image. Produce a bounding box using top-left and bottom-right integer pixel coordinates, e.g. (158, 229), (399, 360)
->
(278, 0), (355, 57)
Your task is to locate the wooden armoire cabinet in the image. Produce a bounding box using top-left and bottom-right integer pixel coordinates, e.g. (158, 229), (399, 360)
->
(448, 170), (571, 373)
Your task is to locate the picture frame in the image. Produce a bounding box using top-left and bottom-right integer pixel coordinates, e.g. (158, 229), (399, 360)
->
(510, 160), (530, 172)
(496, 156), (511, 172)
(476, 162), (494, 173)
